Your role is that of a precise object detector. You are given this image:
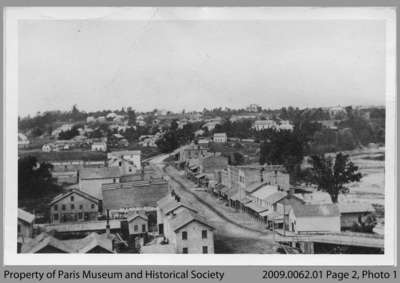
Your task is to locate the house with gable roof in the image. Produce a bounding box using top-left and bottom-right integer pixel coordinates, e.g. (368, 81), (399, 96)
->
(21, 232), (115, 254)
(286, 203), (341, 233)
(164, 209), (215, 254)
(49, 189), (100, 224)
(154, 194), (214, 254)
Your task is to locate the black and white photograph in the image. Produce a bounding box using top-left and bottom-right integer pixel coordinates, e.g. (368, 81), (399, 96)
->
(3, 7), (397, 265)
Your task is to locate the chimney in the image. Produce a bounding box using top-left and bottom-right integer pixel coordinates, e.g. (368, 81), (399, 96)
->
(260, 167), (265, 182)
(106, 209), (110, 237)
(288, 188), (294, 198)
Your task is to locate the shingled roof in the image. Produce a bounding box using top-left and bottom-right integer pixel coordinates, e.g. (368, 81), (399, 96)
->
(102, 181), (169, 210)
(168, 210), (214, 232)
(21, 232), (114, 253)
(49, 189), (99, 206)
(79, 167), (121, 180)
(291, 203), (340, 218)
(158, 197), (197, 215)
(18, 208), (35, 224)
(339, 202), (375, 214)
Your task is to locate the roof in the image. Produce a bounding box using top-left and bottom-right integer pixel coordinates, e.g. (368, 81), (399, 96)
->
(79, 167), (121, 180)
(262, 191), (287, 204)
(50, 189), (99, 206)
(254, 120), (276, 125)
(18, 133), (29, 141)
(229, 192), (242, 201)
(245, 201), (268, 213)
(214, 133), (227, 137)
(45, 220), (121, 233)
(102, 181), (169, 210)
(194, 173), (207, 179)
(109, 150), (141, 157)
(339, 202), (376, 214)
(127, 211), (148, 222)
(226, 187), (239, 198)
(159, 198), (197, 215)
(168, 210), (214, 232)
(18, 208), (35, 224)
(21, 232), (114, 253)
(291, 203), (340, 218)
(220, 186), (231, 194)
(250, 184), (279, 197)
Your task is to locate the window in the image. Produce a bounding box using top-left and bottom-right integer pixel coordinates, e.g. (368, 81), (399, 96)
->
(182, 247), (188, 254)
(202, 230), (207, 239)
(182, 231), (187, 240)
(202, 246), (208, 254)
(79, 204), (83, 210)
(78, 212), (83, 219)
(91, 204), (95, 209)
(18, 224), (21, 233)
(54, 214), (59, 221)
(53, 204), (58, 211)
(119, 161), (122, 167)
(61, 205), (66, 211)
(71, 204), (75, 210)
(70, 196), (74, 202)
(113, 178), (116, 183)
(142, 224), (146, 232)
(134, 225), (138, 232)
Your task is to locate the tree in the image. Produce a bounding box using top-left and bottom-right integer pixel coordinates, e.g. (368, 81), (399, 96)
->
(230, 152), (245, 166)
(127, 108), (136, 125)
(156, 131), (179, 153)
(18, 156), (59, 198)
(58, 125), (80, 140)
(259, 130), (305, 183)
(308, 153), (362, 203)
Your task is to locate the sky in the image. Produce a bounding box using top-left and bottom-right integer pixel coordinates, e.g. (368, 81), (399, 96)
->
(18, 13), (386, 117)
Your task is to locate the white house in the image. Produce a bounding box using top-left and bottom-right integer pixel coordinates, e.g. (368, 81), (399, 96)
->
(127, 212), (148, 236)
(157, 195), (214, 254)
(18, 133), (30, 149)
(252, 120), (277, 131)
(91, 141), (107, 152)
(277, 120), (294, 131)
(202, 121), (220, 131)
(42, 144), (53, 152)
(286, 203), (340, 233)
(108, 150), (141, 175)
(213, 133), (227, 143)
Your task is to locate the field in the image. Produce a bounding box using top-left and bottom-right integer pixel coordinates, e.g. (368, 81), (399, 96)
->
(18, 149), (107, 162)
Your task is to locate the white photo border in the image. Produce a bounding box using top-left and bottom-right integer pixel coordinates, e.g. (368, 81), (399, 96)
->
(3, 6), (397, 265)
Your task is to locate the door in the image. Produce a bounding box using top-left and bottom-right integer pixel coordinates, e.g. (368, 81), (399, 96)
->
(158, 223), (164, 235)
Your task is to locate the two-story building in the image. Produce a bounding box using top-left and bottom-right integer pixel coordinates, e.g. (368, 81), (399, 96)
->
(155, 195), (214, 254)
(107, 150), (141, 175)
(49, 189), (100, 224)
(213, 133), (227, 143)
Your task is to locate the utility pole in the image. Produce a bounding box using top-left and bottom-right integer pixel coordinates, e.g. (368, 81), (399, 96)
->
(283, 204), (286, 237)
